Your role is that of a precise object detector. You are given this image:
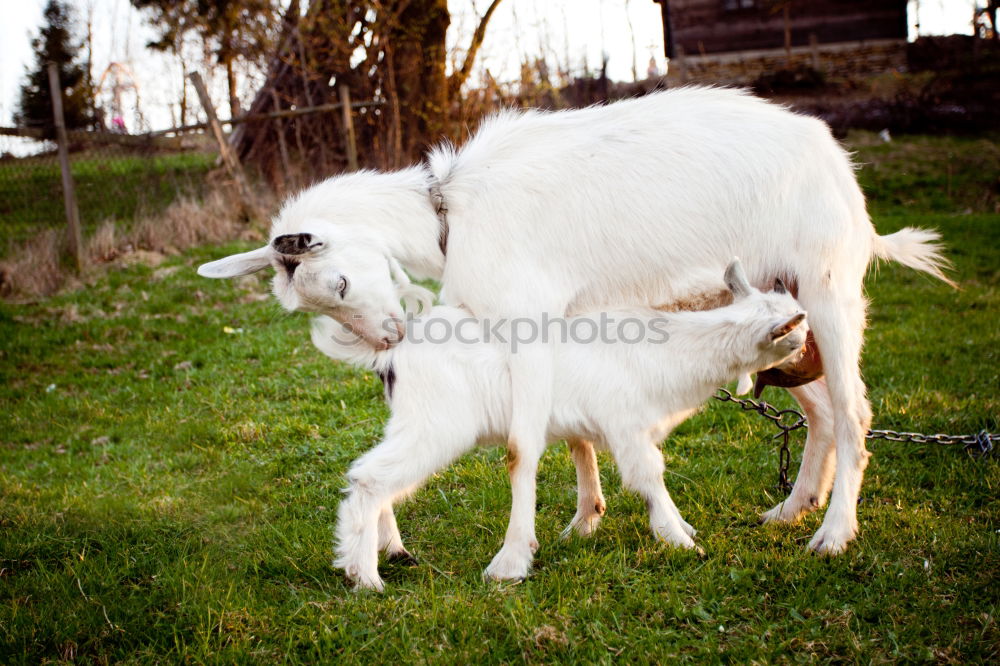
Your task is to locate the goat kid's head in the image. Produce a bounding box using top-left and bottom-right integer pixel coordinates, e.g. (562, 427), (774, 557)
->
(197, 228), (407, 350)
(723, 259), (809, 370)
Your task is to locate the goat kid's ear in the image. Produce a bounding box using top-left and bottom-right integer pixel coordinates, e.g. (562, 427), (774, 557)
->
(774, 278), (787, 294)
(197, 246), (271, 278)
(724, 257), (753, 299)
(272, 233), (323, 255)
(769, 312), (807, 341)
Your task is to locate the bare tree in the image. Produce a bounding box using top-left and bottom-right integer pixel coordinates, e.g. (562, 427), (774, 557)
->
(131, 0), (280, 119)
(234, 0), (507, 183)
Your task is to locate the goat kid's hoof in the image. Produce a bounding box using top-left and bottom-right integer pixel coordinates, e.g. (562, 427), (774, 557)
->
(339, 563), (385, 592)
(653, 526), (696, 550)
(807, 525), (856, 556)
(386, 549), (419, 567)
(484, 545), (533, 581)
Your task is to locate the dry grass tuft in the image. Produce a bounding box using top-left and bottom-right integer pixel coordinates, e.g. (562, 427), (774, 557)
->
(0, 229), (66, 300)
(0, 188), (271, 302)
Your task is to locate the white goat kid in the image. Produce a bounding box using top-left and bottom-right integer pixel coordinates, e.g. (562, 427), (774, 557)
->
(316, 260), (808, 591)
(198, 88), (954, 576)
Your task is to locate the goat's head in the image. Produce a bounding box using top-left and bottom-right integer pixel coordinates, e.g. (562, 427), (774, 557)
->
(198, 224), (411, 350)
(723, 259), (809, 371)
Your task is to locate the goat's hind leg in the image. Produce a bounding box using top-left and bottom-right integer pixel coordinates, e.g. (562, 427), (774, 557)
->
(761, 378), (837, 524)
(799, 281), (872, 555)
(561, 438), (607, 538)
(378, 501), (418, 565)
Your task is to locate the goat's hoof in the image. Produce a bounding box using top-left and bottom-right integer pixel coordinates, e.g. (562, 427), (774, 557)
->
(346, 572), (385, 592)
(561, 513), (602, 539)
(679, 518), (697, 538)
(807, 524), (856, 555)
(653, 527), (696, 550)
(484, 545), (533, 581)
(386, 549), (419, 566)
(760, 499), (810, 525)
(338, 560), (385, 592)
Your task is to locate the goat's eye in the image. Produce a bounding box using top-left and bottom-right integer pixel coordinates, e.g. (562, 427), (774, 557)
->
(336, 276), (349, 299)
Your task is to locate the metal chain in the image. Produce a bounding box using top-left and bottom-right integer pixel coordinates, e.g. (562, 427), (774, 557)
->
(713, 388), (806, 493)
(713, 388), (998, 494)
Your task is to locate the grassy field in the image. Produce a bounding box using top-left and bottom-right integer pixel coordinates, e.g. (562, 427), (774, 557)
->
(1, 133), (997, 662)
(0, 150), (216, 250)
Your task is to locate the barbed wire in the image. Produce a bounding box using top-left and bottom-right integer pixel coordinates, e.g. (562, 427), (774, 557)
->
(713, 387), (997, 494)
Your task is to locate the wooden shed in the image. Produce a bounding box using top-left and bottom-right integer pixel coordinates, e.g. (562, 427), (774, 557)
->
(652, 0), (908, 57)
(651, 0), (909, 82)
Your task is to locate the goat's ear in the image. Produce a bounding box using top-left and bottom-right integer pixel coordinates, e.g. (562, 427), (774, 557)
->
(770, 312), (807, 341)
(773, 278), (787, 294)
(724, 258), (752, 299)
(197, 246), (271, 278)
(273, 233), (323, 255)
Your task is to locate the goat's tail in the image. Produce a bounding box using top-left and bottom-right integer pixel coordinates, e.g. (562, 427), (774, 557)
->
(872, 227), (957, 288)
(310, 316), (391, 373)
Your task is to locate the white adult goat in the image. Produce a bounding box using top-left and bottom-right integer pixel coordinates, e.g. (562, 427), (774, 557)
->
(198, 87), (953, 580)
(313, 260), (809, 590)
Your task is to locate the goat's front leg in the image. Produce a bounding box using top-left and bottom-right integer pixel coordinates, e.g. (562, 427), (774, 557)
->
(336, 432), (472, 590)
(561, 438), (607, 538)
(335, 485), (385, 591)
(484, 438), (545, 581)
(484, 347), (551, 581)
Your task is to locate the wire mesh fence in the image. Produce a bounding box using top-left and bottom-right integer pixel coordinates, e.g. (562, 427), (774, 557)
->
(0, 91), (381, 264)
(0, 128), (218, 254)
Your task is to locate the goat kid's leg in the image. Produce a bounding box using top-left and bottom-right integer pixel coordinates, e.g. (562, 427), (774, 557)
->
(561, 438), (607, 538)
(761, 378), (837, 524)
(611, 433), (695, 549)
(485, 348), (551, 582)
(336, 434), (470, 590)
(801, 286), (872, 555)
(335, 485), (384, 591)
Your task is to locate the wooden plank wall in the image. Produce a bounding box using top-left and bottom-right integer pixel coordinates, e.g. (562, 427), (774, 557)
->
(666, 0), (908, 56)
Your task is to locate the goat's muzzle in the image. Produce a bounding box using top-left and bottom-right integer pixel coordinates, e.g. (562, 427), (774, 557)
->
(754, 330), (824, 397)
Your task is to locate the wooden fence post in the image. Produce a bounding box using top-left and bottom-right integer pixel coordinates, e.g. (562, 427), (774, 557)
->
(675, 45), (688, 83)
(809, 33), (820, 71)
(188, 72), (255, 213)
(338, 85), (359, 172)
(47, 63), (83, 272)
(783, 4), (792, 66)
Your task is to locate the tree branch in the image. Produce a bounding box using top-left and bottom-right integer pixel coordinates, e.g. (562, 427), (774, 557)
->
(450, 0), (505, 94)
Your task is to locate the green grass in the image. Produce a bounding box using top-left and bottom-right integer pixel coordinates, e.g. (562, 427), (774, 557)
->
(0, 150), (215, 249)
(1, 133), (998, 662)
